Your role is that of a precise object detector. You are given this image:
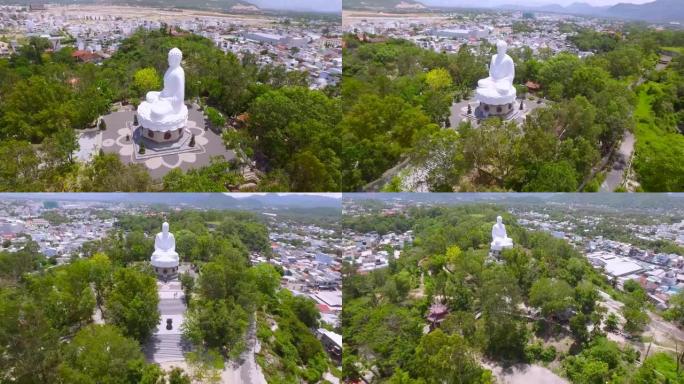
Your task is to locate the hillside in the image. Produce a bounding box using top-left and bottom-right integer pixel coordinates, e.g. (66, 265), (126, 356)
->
(608, 0), (684, 23)
(0, 0), (261, 12)
(344, 0), (683, 23)
(501, 0), (683, 23)
(343, 0), (426, 10)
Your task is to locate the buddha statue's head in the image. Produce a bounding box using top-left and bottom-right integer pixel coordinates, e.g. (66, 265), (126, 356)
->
(168, 48), (182, 68)
(496, 40), (508, 55)
(162, 221), (170, 234)
(496, 215), (503, 224)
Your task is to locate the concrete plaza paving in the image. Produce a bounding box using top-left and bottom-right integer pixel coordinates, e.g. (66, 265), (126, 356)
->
(449, 96), (547, 128)
(94, 105), (236, 180)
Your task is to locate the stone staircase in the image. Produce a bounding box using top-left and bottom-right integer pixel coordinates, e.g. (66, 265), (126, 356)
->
(145, 333), (189, 363)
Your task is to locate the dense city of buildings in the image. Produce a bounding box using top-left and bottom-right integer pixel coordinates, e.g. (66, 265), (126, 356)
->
(0, 196), (343, 359)
(344, 9), (646, 57)
(0, 198), (118, 263)
(249, 211), (343, 360)
(0, 4), (342, 89)
(343, 197), (684, 312)
(515, 207), (684, 311)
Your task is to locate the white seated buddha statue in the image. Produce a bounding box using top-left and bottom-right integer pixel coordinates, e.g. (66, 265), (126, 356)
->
(491, 215), (514, 251)
(151, 222), (179, 268)
(476, 40), (517, 106)
(137, 48), (188, 133)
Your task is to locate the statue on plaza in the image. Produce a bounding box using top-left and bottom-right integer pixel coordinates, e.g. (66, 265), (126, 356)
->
(137, 48), (188, 141)
(475, 40), (517, 108)
(151, 222), (179, 270)
(491, 215), (513, 251)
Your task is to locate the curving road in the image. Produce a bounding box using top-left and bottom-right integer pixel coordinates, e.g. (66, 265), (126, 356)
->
(601, 131), (635, 192)
(481, 360), (568, 384)
(222, 315), (267, 384)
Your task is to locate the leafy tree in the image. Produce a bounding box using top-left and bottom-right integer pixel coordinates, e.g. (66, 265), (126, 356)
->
(168, 367), (192, 384)
(523, 161), (578, 192)
(183, 298), (249, 354)
(180, 272), (195, 304)
(78, 153), (152, 192)
(162, 157), (241, 192)
(622, 303), (649, 336)
(665, 289), (684, 326)
(58, 324), (151, 384)
(248, 86), (341, 191)
(0, 140), (41, 191)
(461, 119), (520, 187)
(133, 68), (161, 96)
(604, 313), (619, 332)
(205, 107), (225, 128)
(480, 267), (528, 361)
(425, 68), (453, 90)
(282, 292), (320, 329)
(0, 289), (61, 383)
(106, 268), (160, 343)
(570, 313), (590, 343)
(28, 260), (96, 331)
(287, 150), (339, 192)
(409, 329), (493, 384)
(410, 129), (465, 191)
(530, 278), (574, 319)
(89, 253), (113, 308)
(248, 263), (281, 304)
(632, 352), (684, 384)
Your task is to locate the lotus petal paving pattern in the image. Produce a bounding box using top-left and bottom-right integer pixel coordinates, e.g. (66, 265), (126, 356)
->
(97, 106), (236, 179)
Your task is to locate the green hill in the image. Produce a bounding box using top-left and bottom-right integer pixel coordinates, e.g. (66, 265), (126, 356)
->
(343, 0), (426, 10)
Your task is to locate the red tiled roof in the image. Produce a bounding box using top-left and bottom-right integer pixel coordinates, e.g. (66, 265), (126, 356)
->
(71, 50), (100, 62)
(317, 304), (332, 313)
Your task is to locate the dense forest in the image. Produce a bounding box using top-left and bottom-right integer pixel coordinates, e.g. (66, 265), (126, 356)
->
(341, 27), (684, 192)
(0, 27), (341, 192)
(0, 209), (333, 383)
(342, 204), (684, 383)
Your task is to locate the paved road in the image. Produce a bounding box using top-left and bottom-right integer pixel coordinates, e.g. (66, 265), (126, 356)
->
(222, 315), (267, 384)
(647, 311), (684, 345)
(601, 131), (635, 192)
(481, 361), (568, 384)
(599, 290), (684, 352)
(601, 54), (671, 191)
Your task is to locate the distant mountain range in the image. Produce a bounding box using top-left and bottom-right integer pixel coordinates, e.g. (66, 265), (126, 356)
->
(345, 193), (684, 211)
(0, 0), (340, 14)
(500, 0), (683, 23)
(0, 193), (342, 210)
(344, 0), (684, 23)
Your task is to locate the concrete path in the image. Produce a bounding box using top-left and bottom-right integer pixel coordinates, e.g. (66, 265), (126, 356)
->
(145, 279), (190, 364)
(604, 53), (671, 191)
(75, 129), (99, 162)
(221, 315), (267, 384)
(481, 361), (568, 384)
(601, 131), (635, 192)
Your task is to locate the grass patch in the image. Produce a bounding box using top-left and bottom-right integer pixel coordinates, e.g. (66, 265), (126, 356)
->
(632, 86), (684, 191)
(662, 46), (684, 55)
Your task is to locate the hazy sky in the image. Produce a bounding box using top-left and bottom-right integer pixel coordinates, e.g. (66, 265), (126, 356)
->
(421, 0), (654, 6)
(249, 0), (341, 13)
